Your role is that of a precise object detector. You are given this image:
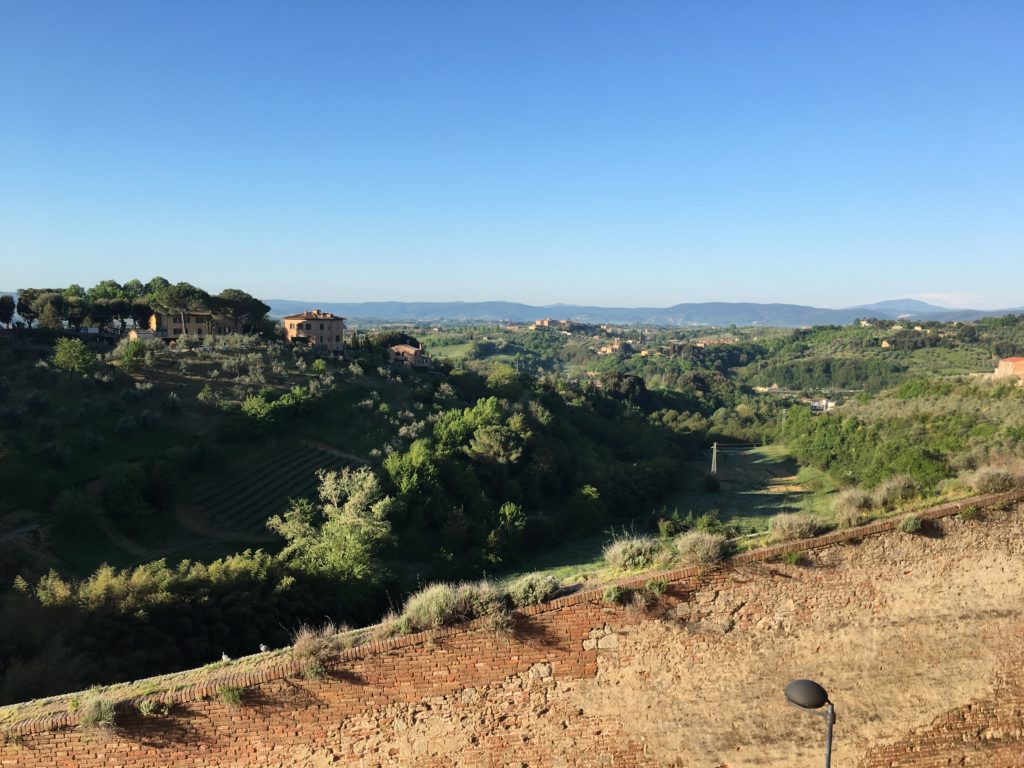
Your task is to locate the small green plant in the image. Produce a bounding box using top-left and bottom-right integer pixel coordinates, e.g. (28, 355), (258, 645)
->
(782, 551), (804, 566)
(602, 585), (628, 605)
(644, 578), (668, 596)
(958, 505), (980, 521)
(197, 384), (217, 404)
(899, 514), (923, 534)
(217, 685), (244, 708)
(311, 358), (328, 374)
(137, 698), (170, 717)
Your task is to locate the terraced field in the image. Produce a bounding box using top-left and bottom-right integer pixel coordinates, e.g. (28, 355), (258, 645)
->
(180, 442), (356, 541)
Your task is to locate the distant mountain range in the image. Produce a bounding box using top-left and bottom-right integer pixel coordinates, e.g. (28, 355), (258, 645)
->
(3, 289), (1019, 328)
(264, 297), (1023, 327)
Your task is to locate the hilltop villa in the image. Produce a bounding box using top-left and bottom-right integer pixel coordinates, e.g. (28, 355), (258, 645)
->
(281, 309), (346, 354)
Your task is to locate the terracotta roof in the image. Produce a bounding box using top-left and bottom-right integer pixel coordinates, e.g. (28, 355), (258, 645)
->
(1001, 357), (1024, 363)
(390, 344), (421, 354)
(282, 309), (344, 320)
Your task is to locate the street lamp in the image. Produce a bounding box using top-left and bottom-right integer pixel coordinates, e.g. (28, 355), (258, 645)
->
(784, 679), (836, 768)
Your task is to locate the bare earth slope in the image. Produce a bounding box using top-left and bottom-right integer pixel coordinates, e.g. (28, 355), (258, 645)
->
(3, 505), (1022, 767)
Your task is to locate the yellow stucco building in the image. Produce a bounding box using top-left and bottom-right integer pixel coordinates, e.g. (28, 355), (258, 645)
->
(281, 309), (346, 354)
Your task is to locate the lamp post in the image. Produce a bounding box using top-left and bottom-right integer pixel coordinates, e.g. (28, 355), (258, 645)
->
(784, 679), (836, 768)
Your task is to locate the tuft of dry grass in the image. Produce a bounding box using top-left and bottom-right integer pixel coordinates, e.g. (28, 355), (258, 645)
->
(674, 531), (726, 565)
(768, 513), (819, 543)
(78, 693), (116, 732)
(834, 488), (874, 529)
(964, 464), (1024, 495)
(399, 580), (511, 634)
(291, 621), (349, 679)
(507, 572), (560, 608)
(603, 535), (664, 570)
(873, 474), (918, 511)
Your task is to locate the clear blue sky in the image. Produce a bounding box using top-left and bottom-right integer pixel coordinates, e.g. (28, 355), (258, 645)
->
(2, 1), (1021, 308)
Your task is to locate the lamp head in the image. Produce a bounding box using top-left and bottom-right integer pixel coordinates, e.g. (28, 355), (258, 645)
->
(785, 679), (829, 710)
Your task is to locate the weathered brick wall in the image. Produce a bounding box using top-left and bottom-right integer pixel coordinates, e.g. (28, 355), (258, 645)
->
(2, 497), (1022, 768)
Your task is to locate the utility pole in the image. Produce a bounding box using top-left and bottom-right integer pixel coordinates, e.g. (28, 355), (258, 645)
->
(711, 442), (718, 476)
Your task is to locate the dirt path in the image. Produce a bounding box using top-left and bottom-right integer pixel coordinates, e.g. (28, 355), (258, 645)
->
(299, 439), (368, 464)
(174, 503), (276, 544)
(93, 514), (149, 557)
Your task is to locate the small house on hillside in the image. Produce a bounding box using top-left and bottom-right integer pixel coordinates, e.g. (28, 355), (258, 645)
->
(389, 343), (430, 367)
(149, 310), (218, 339)
(995, 357), (1024, 382)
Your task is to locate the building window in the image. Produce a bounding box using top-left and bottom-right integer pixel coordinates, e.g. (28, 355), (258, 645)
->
(174, 328), (181, 335)
(320, 323), (324, 330)
(197, 328), (203, 334)
(335, 335), (340, 342)
(306, 323), (312, 330)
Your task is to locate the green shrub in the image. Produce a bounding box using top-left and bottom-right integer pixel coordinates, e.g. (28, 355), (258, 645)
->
(782, 551), (804, 566)
(674, 531), (725, 565)
(602, 585), (627, 605)
(899, 514), (923, 534)
(603, 535), (662, 570)
(53, 337), (99, 374)
(507, 573), (560, 608)
(137, 699), (170, 717)
(768, 513), (818, 543)
(113, 338), (145, 370)
(217, 685), (244, 707)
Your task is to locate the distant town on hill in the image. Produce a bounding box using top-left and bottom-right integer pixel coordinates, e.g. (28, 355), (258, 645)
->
(263, 297), (1024, 327)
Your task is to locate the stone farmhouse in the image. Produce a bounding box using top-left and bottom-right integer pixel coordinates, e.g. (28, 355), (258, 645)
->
(995, 356), (1024, 382)
(146, 310), (237, 339)
(389, 343), (430, 366)
(281, 309), (346, 354)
